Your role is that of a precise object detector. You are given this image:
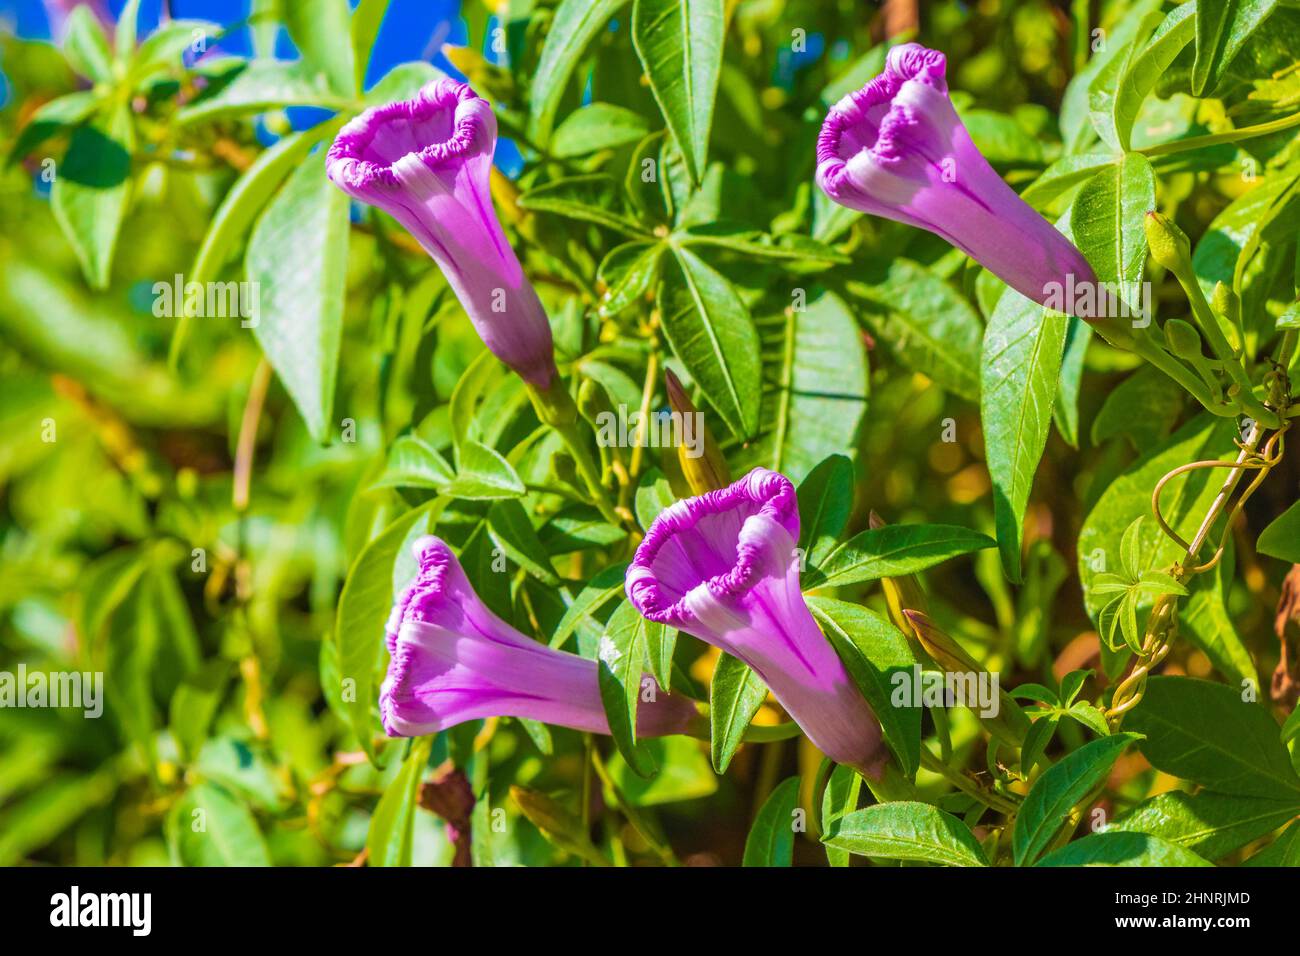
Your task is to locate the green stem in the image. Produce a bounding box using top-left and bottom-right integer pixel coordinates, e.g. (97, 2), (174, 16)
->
(554, 418), (623, 526)
(919, 748), (1020, 816)
(1139, 110), (1300, 157)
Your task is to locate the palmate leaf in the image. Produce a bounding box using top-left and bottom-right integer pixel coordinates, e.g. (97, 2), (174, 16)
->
(631, 0), (725, 186)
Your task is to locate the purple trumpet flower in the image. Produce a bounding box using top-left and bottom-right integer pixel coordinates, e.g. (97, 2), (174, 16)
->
(327, 79), (558, 389)
(816, 43), (1096, 310)
(381, 536), (700, 739)
(626, 469), (888, 777)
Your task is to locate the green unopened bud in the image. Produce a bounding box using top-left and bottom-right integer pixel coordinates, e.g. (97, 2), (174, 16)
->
(1144, 211), (1192, 276)
(1163, 318), (1204, 361)
(1211, 281), (1243, 354)
(664, 368), (729, 494)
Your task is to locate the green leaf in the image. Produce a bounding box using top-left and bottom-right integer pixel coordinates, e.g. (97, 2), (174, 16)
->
(131, 20), (221, 84)
(246, 150), (349, 441)
(1111, 790), (1300, 860)
(512, 786), (609, 865)
(1245, 822), (1300, 866)
(807, 596), (922, 778)
(167, 783), (271, 866)
(1013, 733), (1139, 866)
(981, 287), (1069, 583)
(819, 764), (862, 867)
(634, 467), (677, 530)
(1192, 167), (1300, 304)
(284, 0), (355, 96)
(367, 738), (430, 867)
(1079, 414), (1239, 622)
(1036, 831), (1211, 866)
(178, 60), (347, 125)
(731, 292), (868, 484)
(742, 777), (800, 866)
(529, 0), (628, 140)
(631, 0), (725, 185)
(676, 223), (850, 265)
(447, 440), (527, 500)
(350, 0), (391, 91)
(335, 502), (440, 761)
(1259, 500), (1300, 564)
(6, 90), (98, 163)
(709, 652), (767, 774)
(0, 769), (117, 866)
(658, 245), (762, 439)
(371, 435), (455, 491)
(487, 499), (560, 585)
(173, 124), (336, 365)
(1070, 152), (1155, 303)
(552, 102), (651, 158)
(50, 103), (133, 290)
(1192, 0), (1279, 96)
(1127, 676), (1300, 800)
(596, 241), (663, 318)
(62, 6), (112, 82)
(168, 662), (230, 765)
(550, 563), (629, 650)
(1114, 2), (1196, 150)
(796, 454), (855, 568)
(518, 174), (649, 238)
(824, 802), (989, 867)
(597, 602), (657, 777)
(808, 524), (995, 590)
(846, 259), (983, 401)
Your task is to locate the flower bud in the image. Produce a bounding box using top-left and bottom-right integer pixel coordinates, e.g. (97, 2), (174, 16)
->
(664, 368), (730, 495)
(1144, 211), (1192, 276)
(1163, 318), (1204, 361)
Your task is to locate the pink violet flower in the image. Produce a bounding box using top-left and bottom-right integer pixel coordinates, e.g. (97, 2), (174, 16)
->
(381, 536), (701, 739)
(625, 468), (889, 778)
(326, 79), (558, 388)
(816, 43), (1097, 312)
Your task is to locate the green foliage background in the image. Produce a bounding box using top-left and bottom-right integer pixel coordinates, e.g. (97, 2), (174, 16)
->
(2, 0), (1300, 867)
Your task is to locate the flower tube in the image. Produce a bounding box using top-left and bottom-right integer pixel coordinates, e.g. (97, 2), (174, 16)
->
(381, 536), (700, 739)
(625, 469), (888, 777)
(816, 44), (1098, 316)
(326, 79), (558, 389)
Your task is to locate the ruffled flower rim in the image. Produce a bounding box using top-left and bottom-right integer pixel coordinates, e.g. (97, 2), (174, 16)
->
(627, 468), (798, 627)
(326, 79), (490, 192)
(816, 43), (947, 183)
